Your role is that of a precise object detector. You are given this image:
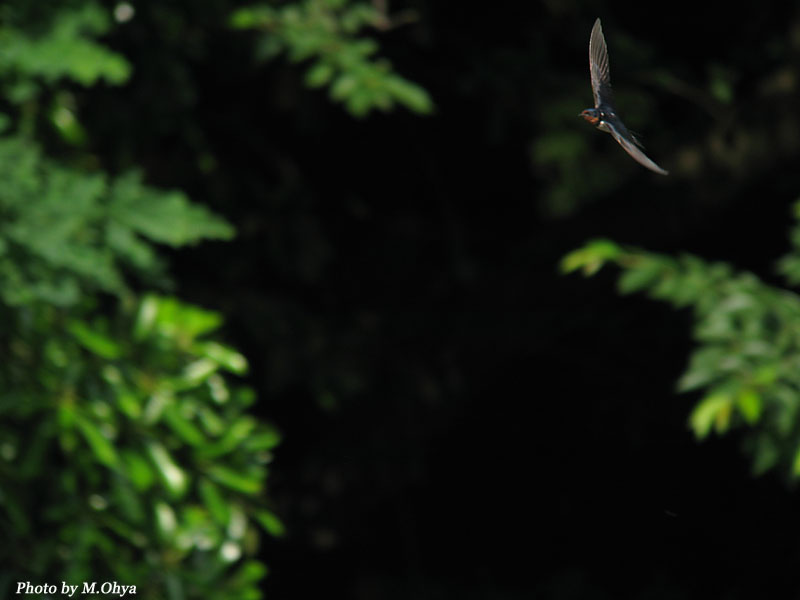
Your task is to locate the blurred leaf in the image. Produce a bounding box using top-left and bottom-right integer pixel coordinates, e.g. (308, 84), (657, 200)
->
(74, 413), (120, 468)
(708, 64), (735, 104)
(690, 393), (732, 439)
(229, 5), (275, 28)
(200, 417), (257, 458)
(193, 342), (248, 375)
(207, 465), (262, 495)
(163, 404), (206, 446)
(121, 450), (156, 491)
(181, 358), (219, 386)
(305, 61), (335, 87)
(618, 259), (666, 294)
(147, 441), (189, 498)
(155, 501), (178, 537)
(0, 2), (131, 93)
(230, 560), (269, 585)
(109, 171), (235, 247)
(560, 239), (622, 275)
(199, 479), (231, 525)
(737, 389), (762, 425)
(68, 320), (122, 359)
(149, 295), (224, 341)
(255, 509), (286, 537)
(244, 428), (282, 451)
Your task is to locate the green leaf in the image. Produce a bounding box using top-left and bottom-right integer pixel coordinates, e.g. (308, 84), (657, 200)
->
(677, 347), (725, 392)
(193, 341), (249, 374)
(384, 76), (434, 115)
(155, 501), (178, 537)
(147, 441), (189, 498)
(244, 428), (282, 451)
(68, 320), (122, 359)
(109, 171), (235, 247)
(200, 416), (257, 458)
(708, 64), (734, 104)
(305, 61), (335, 87)
(330, 73), (358, 100)
(752, 364), (779, 386)
(618, 259), (665, 294)
(229, 6), (276, 28)
(163, 404), (207, 446)
(736, 389), (762, 424)
(230, 560), (269, 585)
(198, 406), (226, 436)
(74, 413), (120, 468)
(207, 465), (262, 495)
(560, 239), (621, 275)
(199, 478), (231, 525)
(255, 509), (286, 537)
(180, 358), (219, 386)
(791, 445), (800, 478)
(0, 4), (132, 91)
(689, 393), (732, 439)
(151, 296), (224, 340)
(121, 450), (156, 491)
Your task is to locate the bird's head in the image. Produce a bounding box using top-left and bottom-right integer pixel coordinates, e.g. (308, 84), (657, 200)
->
(580, 108), (600, 125)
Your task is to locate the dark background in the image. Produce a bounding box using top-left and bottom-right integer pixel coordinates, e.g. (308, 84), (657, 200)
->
(84, 1), (800, 597)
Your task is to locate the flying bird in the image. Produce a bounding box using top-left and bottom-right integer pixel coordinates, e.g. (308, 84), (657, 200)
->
(580, 18), (668, 175)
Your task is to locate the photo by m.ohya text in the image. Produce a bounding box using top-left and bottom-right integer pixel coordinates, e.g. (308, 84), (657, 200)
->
(15, 582), (136, 597)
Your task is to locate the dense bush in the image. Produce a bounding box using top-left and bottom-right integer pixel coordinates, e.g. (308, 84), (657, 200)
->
(0, 3), (279, 598)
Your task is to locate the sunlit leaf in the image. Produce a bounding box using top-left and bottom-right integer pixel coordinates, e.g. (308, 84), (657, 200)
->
(736, 389), (762, 424)
(560, 239), (621, 275)
(121, 450), (156, 491)
(155, 501), (177, 537)
(689, 393), (732, 439)
(207, 465), (262, 495)
(255, 509), (286, 537)
(74, 414), (119, 468)
(163, 404), (206, 446)
(147, 441), (189, 498)
(200, 417), (258, 458)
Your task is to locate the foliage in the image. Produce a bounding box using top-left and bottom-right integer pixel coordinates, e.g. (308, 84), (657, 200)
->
(0, 2), (131, 94)
(0, 1), (132, 140)
(562, 203), (800, 479)
(0, 138), (233, 307)
(1, 295), (281, 599)
(0, 2), (280, 598)
(231, 0), (433, 117)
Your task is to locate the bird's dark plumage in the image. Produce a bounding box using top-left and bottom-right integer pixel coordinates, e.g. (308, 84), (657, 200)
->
(581, 18), (668, 175)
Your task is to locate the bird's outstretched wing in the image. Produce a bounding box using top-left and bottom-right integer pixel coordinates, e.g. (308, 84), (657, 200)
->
(589, 18), (612, 108)
(605, 121), (669, 175)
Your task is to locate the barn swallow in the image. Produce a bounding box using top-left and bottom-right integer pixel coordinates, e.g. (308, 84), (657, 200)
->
(580, 18), (668, 175)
